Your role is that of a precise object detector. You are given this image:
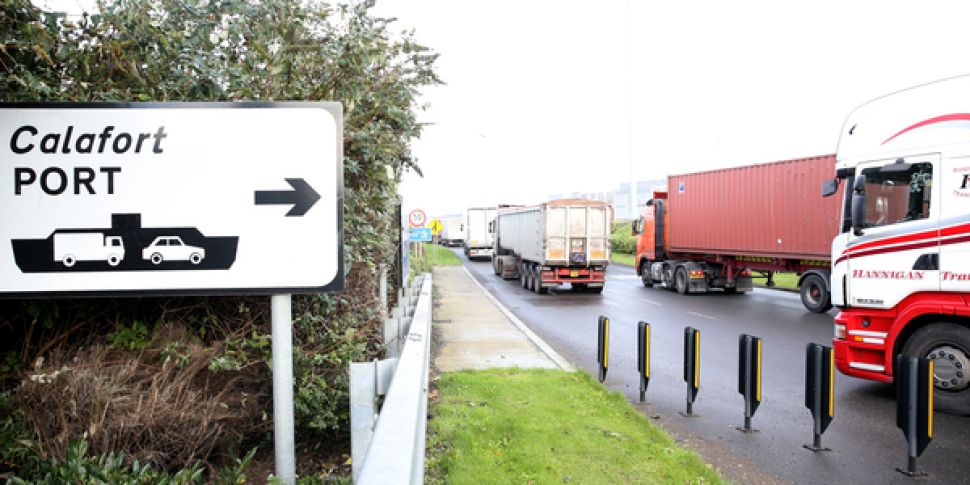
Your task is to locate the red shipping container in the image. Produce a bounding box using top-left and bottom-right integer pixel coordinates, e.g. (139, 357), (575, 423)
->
(666, 155), (843, 260)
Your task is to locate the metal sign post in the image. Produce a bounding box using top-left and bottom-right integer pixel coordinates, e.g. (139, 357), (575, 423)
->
(272, 294), (295, 485)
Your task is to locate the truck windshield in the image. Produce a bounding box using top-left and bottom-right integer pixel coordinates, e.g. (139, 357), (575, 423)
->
(859, 162), (932, 229)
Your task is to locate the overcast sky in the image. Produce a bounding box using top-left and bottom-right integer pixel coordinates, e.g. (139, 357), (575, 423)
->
(35, 0), (970, 218)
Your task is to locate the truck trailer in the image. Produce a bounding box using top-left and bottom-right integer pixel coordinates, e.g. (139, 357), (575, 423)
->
(632, 155), (844, 312)
(464, 206), (497, 259)
(492, 199), (612, 294)
(437, 214), (465, 247)
(826, 74), (970, 414)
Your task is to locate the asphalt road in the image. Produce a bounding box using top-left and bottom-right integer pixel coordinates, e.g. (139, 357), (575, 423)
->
(455, 249), (970, 484)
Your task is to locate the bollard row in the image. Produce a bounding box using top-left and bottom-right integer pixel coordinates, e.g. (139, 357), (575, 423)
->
(593, 315), (937, 477)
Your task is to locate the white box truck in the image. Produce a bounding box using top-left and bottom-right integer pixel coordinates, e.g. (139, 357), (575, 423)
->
(492, 199), (612, 294)
(464, 206), (497, 259)
(438, 214), (465, 247)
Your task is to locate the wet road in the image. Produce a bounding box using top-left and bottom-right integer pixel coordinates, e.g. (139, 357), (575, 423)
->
(456, 249), (970, 484)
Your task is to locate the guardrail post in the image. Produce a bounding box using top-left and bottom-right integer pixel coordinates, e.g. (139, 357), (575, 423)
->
(597, 315), (610, 383)
(681, 326), (700, 417)
(737, 334), (762, 432)
(804, 343), (834, 451)
(637, 321), (651, 402)
(895, 354), (933, 477)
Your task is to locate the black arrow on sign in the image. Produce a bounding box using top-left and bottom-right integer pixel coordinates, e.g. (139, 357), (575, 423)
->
(254, 178), (321, 217)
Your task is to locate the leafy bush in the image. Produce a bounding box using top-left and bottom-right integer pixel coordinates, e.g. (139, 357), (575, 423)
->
(611, 221), (637, 254)
(1, 0), (439, 477)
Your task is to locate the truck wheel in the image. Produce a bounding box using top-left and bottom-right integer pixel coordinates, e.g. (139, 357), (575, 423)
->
(493, 258), (501, 275)
(107, 254), (121, 267)
(62, 255), (76, 268)
(534, 264), (548, 294)
(640, 264), (653, 288)
(520, 264), (528, 289)
(150, 253), (163, 265)
(800, 274), (832, 313)
(902, 323), (970, 415)
(190, 253), (203, 265)
(674, 266), (689, 295)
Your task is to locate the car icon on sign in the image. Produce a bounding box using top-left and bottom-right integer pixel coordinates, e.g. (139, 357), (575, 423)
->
(142, 236), (205, 265)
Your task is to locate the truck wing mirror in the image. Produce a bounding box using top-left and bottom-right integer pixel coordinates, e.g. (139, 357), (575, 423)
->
(821, 178), (839, 197)
(851, 174), (867, 236)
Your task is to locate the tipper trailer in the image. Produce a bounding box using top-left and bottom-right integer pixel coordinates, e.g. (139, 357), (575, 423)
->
(492, 199), (612, 294)
(825, 74), (970, 414)
(464, 206), (497, 259)
(632, 155), (844, 312)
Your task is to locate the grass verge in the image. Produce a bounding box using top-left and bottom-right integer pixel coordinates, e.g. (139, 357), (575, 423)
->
(409, 243), (463, 281)
(426, 368), (724, 485)
(751, 272), (798, 291)
(611, 252), (635, 267)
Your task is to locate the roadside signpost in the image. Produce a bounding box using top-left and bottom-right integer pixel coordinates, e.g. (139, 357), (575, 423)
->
(409, 227), (431, 242)
(0, 102), (344, 485)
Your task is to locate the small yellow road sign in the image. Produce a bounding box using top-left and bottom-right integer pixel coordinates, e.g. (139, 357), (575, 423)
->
(429, 218), (443, 235)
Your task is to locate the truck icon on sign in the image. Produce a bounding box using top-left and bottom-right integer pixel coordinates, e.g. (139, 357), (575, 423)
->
(11, 213), (237, 273)
(53, 233), (125, 267)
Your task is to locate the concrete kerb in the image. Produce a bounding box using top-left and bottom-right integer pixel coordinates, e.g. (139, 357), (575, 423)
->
(460, 266), (575, 372)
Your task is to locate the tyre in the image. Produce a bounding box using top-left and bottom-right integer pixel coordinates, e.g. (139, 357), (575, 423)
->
(493, 258), (501, 275)
(534, 265), (548, 294)
(190, 252), (203, 265)
(901, 323), (970, 415)
(674, 266), (689, 295)
(107, 254), (121, 267)
(520, 264), (528, 288)
(800, 274), (832, 313)
(62, 255), (76, 268)
(150, 253), (163, 265)
(640, 263), (653, 288)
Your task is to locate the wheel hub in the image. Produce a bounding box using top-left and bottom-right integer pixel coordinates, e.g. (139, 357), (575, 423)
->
(929, 345), (970, 391)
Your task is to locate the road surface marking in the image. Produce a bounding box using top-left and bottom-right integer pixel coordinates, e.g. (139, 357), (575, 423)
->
(686, 311), (717, 321)
(642, 299), (661, 306)
(608, 275), (640, 281)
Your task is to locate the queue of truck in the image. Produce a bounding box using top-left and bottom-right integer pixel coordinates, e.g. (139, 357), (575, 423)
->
(413, 75), (970, 414)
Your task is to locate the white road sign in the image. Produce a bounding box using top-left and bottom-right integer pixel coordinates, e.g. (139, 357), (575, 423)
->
(408, 209), (426, 227)
(0, 103), (343, 296)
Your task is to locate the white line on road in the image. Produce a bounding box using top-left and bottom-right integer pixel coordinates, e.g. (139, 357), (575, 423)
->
(642, 299), (661, 306)
(686, 311), (718, 321)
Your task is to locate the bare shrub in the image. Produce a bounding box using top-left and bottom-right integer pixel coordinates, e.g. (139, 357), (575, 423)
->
(14, 324), (268, 470)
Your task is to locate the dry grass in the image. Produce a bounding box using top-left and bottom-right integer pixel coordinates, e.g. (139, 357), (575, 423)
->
(14, 323), (268, 470)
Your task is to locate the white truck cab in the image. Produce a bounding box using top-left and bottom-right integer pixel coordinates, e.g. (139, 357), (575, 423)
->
(827, 74), (970, 414)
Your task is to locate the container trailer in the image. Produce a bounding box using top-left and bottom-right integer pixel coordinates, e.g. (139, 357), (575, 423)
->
(632, 154), (844, 312)
(492, 199), (612, 294)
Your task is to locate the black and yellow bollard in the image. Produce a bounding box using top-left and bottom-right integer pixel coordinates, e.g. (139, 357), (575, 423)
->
(637, 321), (651, 402)
(597, 315), (609, 383)
(895, 354), (934, 477)
(804, 343), (834, 451)
(681, 326), (700, 417)
(737, 334), (762, 432)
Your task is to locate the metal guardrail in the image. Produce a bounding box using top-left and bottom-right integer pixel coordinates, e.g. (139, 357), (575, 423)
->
(350, 274), (432, 484)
